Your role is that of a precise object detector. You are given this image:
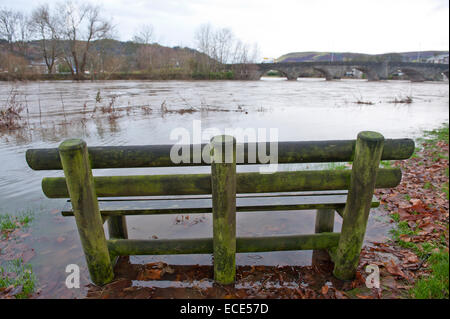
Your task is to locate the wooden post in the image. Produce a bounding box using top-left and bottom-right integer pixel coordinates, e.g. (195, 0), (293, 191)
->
(108, 216), (128, 239)
(333, 131), (384, 280)
(315, 209), (335, 233)
(59, 139), (114, 286)
(312, 209), (335, 265)
(211, 135), (236, 285)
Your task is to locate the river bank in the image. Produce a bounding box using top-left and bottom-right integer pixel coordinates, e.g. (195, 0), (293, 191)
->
(0, 71), (238, 82)
(1, 72), (447, 82)
(371, 123), (449, 298)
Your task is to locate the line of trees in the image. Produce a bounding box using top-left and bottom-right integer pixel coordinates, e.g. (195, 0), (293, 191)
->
(193, 23), (260, 78)
(1, 1), (114, 79)
(0, 1), (260, 80)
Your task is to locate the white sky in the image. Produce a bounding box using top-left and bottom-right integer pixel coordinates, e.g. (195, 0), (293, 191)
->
(2, 0), (449, 58)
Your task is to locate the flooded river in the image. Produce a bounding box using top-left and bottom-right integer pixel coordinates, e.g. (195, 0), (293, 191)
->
(0, 78), (448, 298)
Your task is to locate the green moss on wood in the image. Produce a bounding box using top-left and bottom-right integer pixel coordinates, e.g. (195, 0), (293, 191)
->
(58, 139), (114, 286)
(42, 168), (401, 198)
(27, 132), (414, 286)
(106, 233), (340, 256)
(107, 216), (128, 239)
(315, 209), (335, 233)
(26, 139), (414, 170)
(333, 131), (385, 280)
(211, 135), (236, 285)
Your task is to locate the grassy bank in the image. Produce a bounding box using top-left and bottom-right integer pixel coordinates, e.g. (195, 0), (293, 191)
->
(378, 123), (449, 299)
(0, 70), (240, 82)
(0, 211), (37, 299)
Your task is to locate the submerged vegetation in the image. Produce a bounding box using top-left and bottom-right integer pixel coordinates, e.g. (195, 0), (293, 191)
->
(0, 211), (33, 236)
(0, 87), (267, 138)
(389, 95), (414, 104)
(0, 258), (37, 299)
(0, 210), (36, 298)
(354, 100), (375, 105)
(0, 89), (26, 131)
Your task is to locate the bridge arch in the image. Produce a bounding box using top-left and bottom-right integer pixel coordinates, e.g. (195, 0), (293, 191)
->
(253, 62), (448, 82)
(312, 67), (334, 81)
(396, 68), (426, 82)
(352, 66), (379, 81)
(259, 68), (289, 79)
(443, 70), (449, 80)
(387, 67), (427, 82)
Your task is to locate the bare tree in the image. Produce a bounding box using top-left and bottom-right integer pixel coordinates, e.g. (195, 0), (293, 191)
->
(88, 39), (127, 77)
(195, 23), (213, 57)
(195, 23), (260, 76)
(58, 1), (113, 79)
(30, 4), (60, 73)
(133, 24), (156, 71)
(0, 8), (21, 52)
(133, 24), (154, 45)
(15, 13), (32, 56)
(212, 27), (234, 64)
(194, 23), (219, 72)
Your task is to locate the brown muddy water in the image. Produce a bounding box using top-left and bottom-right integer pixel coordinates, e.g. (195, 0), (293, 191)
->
(0, 77), (448, 298)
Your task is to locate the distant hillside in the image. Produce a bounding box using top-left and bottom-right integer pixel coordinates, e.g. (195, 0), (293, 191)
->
(0, 38), (254, 80)
(0, 38), (212, 73)
(277, 51), (449, 63)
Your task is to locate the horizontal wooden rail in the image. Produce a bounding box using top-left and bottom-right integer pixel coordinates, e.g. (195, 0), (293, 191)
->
(107, 232), (341, 256)
(61, 193), (380, 216)
(27, 139), (414, 170)
(43, 168), (401, 198)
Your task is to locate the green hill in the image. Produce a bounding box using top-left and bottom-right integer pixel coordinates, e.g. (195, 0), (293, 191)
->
(277, 51), (449, 63)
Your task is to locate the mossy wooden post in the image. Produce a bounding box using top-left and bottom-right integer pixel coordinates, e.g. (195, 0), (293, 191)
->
(58, 139), (114, 286)
(312, 209), (335, 265)
(333, 131), (384, 280)
(108, 216), (128, 239)
(211, 135), (236, 285)
(315, 209), (334, 233)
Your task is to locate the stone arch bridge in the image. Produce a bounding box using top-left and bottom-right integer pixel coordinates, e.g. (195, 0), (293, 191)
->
(245, 61), (449, 82)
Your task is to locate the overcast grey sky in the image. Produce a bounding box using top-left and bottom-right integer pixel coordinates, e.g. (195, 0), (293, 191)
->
(2, 0), (449, 58)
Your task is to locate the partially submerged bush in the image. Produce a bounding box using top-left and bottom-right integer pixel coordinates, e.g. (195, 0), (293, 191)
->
(389, 96), (413, 104)
(0, 90), (25, 131)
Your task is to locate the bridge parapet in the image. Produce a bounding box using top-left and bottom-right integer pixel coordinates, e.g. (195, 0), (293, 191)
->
(252, 61), (448, 82)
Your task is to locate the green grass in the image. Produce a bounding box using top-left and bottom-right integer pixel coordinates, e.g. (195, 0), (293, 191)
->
(0, 211), (34, 234)
(380, 160), (393, 168)
(389, 220), (440, 259)
(390, 221), (416, 240)
(0, 258), (37, 299)
(411, 250), (449, 299)
(423, 124), (449, 143)
(390, 212), (400, 223)
(423, 182), (433, 190)
(386, 123), (449, 299)
(327, 162), (348, 170)
(442, 183), (449, 200)
(411, 147), (421, 158)
(414, 123), (449, 156)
